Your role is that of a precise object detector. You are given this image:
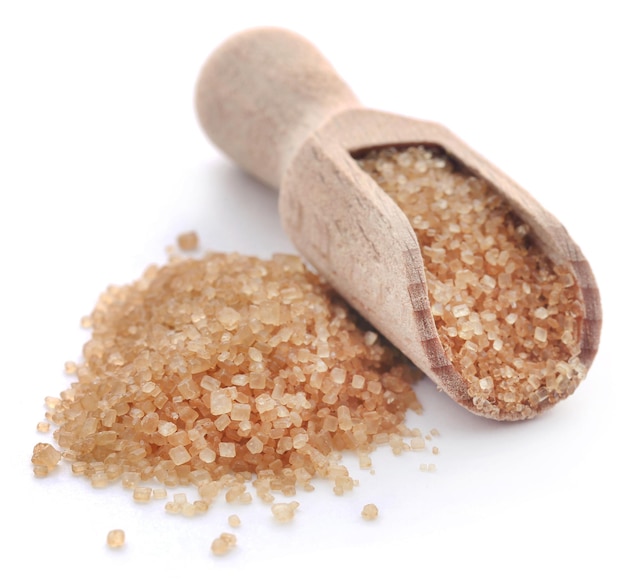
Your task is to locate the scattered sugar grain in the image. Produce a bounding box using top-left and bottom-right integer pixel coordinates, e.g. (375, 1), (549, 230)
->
(361, 503), (379, 521)
(177, 231), (199, 251)
(194, 500), (209, 514)
(228, 514), (241, 528)
(33, 465), (49, 478)
(358, 453), (372, 469)
(64, 361), (77, 375)
(271, 501), (299, 523)
(72, 461), (88, 475)
(107, 529), (125, 549)
(31, 443), (61, 476)
(410, 437), (426, 450)
(211, 532), (237, 556)
(153, 488), (167, 500)
(133, 487), (152, 503)
(165, 501), (182, 515)
(121, 472), (140, 489)
(91, 472), (108, 488)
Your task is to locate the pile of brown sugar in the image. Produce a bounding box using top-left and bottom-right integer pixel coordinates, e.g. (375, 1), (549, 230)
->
(33, 246), (425, 513)
(357, 146), (587, 419)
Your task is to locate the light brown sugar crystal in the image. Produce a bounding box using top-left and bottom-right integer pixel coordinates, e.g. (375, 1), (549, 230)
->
(176, 231), (199, 251)
(133, 487), (153, 503)
(228, 514), (241, 528)
(36, 421), (50, 433)
(361, 503), (379, 521)
(107, 529), (125, 549)
(31, 443), (61, 476)
(357, 146), (586, 418)
(64, 361), (77, 375)
(271, 501), (299, 522)
(211, 532), (237, 556)
(35, 250), (421, 511)
(153, 487), (168, 500)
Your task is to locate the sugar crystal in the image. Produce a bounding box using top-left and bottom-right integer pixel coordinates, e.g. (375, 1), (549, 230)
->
(211, 532), (237, 556)
(107, 529), (125, 549)
(361, 503), (379, 521)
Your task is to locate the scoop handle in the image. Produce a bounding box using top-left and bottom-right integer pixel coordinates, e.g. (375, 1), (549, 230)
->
(195, 27), (361, 189)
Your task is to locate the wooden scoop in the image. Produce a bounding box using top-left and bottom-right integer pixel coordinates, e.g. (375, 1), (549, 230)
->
(195, 27), (601, 420)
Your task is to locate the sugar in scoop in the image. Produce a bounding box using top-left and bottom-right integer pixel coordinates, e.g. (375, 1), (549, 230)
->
(357, 146), (586, 419)
(195, 27), (601, 419)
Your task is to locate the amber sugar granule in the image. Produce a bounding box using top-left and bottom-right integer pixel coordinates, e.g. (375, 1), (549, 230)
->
(211, 532), (237, 556)
(176, 231), (199, 252)
(107, 529), (125, 549)
(361, 503), (378, 521)
(357, 146), (586, 418)
(31, 442), (61, 477)
(36, 250), (421, 507)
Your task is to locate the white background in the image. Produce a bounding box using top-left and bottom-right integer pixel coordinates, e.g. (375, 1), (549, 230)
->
(1, 1), (623, 585)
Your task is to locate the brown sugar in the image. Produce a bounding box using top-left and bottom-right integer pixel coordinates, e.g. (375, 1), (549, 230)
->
(176, 231), (199, 251)
(271, 501), (299, 522)
(361, 503), (378, 521)
(211, 532), (237, 556)
(106, 529), (125, 548)
(357, 146), (586, 418)
(31, 442), (61, 477)
(34, 249), (421, 511)
(36, 421), (50, 433)
(228, 514), (241, 528)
